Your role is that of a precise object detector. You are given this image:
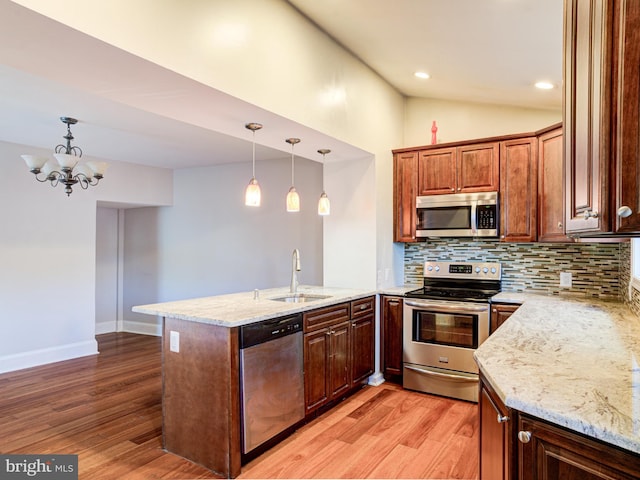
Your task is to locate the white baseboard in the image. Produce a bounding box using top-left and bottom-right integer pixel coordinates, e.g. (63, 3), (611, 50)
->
(0, 340), (98, 374)
(95, 321), (116, 335)
(368, 371), (386, 386)
(123, 319), (162, 337)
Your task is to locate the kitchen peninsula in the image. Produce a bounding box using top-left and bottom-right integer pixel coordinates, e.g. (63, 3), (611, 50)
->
(132, 285), (375, 478)
(475, 293), (640, 479)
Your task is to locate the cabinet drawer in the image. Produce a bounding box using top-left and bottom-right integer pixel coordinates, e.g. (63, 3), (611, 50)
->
(304, 302), (350, 332)
(351, 296), (375, 319)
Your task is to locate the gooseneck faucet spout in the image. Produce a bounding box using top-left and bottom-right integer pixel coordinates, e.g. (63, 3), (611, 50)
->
(290, 249), (301, 294)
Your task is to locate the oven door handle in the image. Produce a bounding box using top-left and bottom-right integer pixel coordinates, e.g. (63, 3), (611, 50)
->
(404, 299), (488, 314)
(404, 365), (478, 383)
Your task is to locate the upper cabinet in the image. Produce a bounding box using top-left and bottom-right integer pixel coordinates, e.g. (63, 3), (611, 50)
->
(613, 0), (640, 232)
(563, 0), (613, 234)
(393, 151), (418, 242)
(564, 0), (640, 235)
(417, 143), (499, 196)
(538, 126), (570, 242)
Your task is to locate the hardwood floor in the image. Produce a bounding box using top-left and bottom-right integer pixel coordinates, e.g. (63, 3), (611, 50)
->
(0, 333), (478, 479)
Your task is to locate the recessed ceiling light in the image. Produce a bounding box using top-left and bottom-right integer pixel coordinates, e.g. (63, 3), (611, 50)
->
(535, 81), (554, 90)
(414, 71), (430, 80)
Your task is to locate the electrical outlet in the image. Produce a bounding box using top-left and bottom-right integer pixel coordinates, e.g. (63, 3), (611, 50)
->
(170, 330), (180, 353)
(560, 272), (572, 288)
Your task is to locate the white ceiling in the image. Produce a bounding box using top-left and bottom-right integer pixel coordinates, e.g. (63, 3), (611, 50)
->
(0, 0), (563, 170)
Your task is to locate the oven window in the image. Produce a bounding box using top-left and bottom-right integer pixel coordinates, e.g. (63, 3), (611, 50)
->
(417, 206), (471, 230)
(412, 311), (478, 348)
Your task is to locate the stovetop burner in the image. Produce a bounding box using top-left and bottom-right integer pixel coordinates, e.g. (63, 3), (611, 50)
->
(406, 261), (502, 303)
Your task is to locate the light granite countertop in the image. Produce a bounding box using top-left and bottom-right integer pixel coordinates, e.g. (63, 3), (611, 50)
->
(475, 293), (640, 455)
(132, 285), (376, 327)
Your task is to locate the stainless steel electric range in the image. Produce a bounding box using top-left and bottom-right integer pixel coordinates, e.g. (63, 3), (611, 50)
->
(403, 261), (502, 402)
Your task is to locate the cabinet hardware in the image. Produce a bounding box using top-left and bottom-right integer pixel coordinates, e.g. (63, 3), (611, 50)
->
(518, 431), (532, 443)
(492, 308), (497, 313)
(497, 414), (510, 423)
(360, 304), (367, 310)
(618, 205), (633, 218)
(557, 221), (563, 229)
(583, 210), (600, 219)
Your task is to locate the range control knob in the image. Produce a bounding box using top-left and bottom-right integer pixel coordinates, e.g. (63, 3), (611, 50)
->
(475, 267), (481, 273)
(483, 267), (489, 274)
(491, 267), (497, 274)
(427, 266), (433, 272)
(435, 266), (440, 272)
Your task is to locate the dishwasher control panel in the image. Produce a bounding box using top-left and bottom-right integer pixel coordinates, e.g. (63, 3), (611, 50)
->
(239, 314), (302, 349)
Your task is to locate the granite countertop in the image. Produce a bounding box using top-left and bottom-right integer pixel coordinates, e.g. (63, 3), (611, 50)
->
(475, 293), (640, 454)
(132, 285), (376, 327)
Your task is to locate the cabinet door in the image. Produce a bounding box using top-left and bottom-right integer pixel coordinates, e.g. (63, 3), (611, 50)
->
(381, 296), (403, 378)
(564, 0), (612, 234)
(490, 304), (520, 335)
(500, 138), (538, 242)
(538, 127), (571, 242)
(350, 313), (374, 387)
(394, 151), (418, 242)
(303, 329), (330, 414)
(457, 143), (500, 193)
(328, 321), (351, 400)
(418, 147), (457, 195)
(613, 0), (640, 233)
(479, 378), (512, 480)
(518, 415), (640, 480)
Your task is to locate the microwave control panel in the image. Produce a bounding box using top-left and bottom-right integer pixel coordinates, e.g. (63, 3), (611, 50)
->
(476, 205), (497, 229)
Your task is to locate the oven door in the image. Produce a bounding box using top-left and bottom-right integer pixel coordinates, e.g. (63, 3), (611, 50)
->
(403, 299), (489, 374)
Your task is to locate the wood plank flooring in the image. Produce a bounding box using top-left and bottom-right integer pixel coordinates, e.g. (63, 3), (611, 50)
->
(0, 333), (478, 479)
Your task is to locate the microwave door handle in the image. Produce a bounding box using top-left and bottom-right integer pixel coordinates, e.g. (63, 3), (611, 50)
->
(471, 200), (478, 235)
(404, 300), (488, 314)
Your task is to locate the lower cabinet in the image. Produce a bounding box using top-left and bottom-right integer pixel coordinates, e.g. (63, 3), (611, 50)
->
(480, 373), (514, 480)
(303, 296), (375, 415)
(381, 295), (403, 379)
(519, 414), (640, 480)
(490, 303), (520, 334)
(480, 373), (640, 480)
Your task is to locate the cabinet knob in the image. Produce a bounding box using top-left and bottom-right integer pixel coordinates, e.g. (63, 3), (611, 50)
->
(518, 431), (532, 443)
(451, 188), (455, 192)
(557, 221), (563, 229)
(457, 187), (461, 191)
(583, 210), (600, 220)
(492, 309), (497, 313)
(497, 414), (510, 423)
(618, 205), (633, 218)
(360, 304), (367, 310)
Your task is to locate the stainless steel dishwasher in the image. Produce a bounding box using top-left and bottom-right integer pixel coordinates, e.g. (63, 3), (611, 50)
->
(239, 313), (304, 454)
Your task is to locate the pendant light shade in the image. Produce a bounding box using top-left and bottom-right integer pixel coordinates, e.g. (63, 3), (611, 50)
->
(244, 123), (263, 207)
(285, 138), (301, 212)
(317, 149), (331, 216)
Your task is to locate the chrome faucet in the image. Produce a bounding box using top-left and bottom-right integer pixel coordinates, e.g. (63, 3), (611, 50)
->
(290, 248), (301, 294)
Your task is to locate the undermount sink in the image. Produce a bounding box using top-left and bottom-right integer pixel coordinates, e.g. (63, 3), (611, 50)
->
(269, 293), (332, 303)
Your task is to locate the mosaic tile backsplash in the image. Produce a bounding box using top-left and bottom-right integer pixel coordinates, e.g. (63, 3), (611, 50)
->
(404, 239), (629, 301)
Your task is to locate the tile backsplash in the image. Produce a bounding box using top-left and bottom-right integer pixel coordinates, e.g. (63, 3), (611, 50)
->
(404, 240), (629, 300)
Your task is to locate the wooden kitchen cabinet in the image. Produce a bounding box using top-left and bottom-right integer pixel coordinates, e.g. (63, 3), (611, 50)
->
(457, 142), (500, 193)
(479, 373), (515, 480)
(564, 0), (613, 235)
(303, 297), (375, 415)
(380, 295), (403, 380)
(490, 303), (520, 334)
(418, 143), (499, 196)
(350, 296), (375, 387)
(518, 414), (640, 480)
(500, 137), (538, 242)
(612, 0), (640, 233)
(537, 125), (570, 242)
(393, 151), (418, 242)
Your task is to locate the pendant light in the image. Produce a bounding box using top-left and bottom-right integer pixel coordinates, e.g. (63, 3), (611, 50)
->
(244, 123), (263, 206)
(317, 149), (331, 216)
(285, 138), (301, 212)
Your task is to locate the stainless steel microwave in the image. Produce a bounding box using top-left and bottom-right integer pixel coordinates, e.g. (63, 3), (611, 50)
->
(416, 191), (499, 238)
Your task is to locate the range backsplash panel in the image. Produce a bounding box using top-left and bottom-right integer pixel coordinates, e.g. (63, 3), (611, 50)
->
(404, 240), (627, 300)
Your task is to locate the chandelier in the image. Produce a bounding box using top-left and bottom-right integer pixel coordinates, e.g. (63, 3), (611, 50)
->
(21, 116), (107, 196)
